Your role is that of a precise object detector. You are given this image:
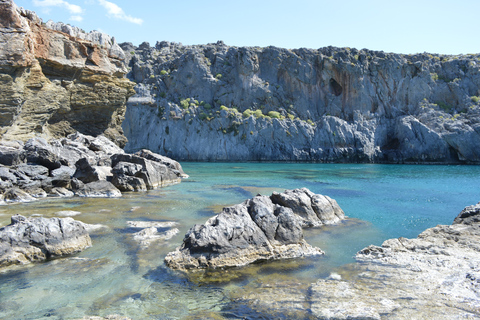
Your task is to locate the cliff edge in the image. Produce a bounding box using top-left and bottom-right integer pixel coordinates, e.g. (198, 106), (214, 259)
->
(0, 0), (135, 147)
(122, 41), (480, 163)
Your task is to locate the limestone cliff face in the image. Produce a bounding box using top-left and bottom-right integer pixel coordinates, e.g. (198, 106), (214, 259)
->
(122, 41), (480, 163)
(0, 0), (135, 147)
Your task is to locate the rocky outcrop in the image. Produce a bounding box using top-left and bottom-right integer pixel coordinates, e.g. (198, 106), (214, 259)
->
(0, 132), (185, 202)
(231, 202), (480, 319)
(0, 214), (91, 267)
(122, 41), (480, 163)
(0, 0), (135, 146)
(165, 188), (345, 270)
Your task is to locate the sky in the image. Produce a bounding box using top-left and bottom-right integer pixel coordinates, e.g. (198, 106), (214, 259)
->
(13, 0), (480, 55)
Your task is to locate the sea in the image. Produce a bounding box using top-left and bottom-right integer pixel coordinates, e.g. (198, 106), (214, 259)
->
(0, 163), (478, 319)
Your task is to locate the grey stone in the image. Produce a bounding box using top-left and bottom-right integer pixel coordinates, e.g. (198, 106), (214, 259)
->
(0, 214), (91, 268)
(75, 180), (122, 198)
(165, 188), (344, 270)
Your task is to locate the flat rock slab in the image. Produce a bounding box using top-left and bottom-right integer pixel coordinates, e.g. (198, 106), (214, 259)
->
(165, 188), (345, 270)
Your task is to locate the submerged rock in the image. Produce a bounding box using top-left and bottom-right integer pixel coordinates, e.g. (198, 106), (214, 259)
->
(0, 214), (92, 268)
(165, 188), (345, 270)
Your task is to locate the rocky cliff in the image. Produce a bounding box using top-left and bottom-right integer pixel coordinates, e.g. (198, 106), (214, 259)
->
(0, 0), (135, 147)
(121, 41), (480, 163)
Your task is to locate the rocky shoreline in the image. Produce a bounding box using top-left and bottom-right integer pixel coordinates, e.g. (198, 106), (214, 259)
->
(229, 202), (480, 319)
(0, 132), (186, 203)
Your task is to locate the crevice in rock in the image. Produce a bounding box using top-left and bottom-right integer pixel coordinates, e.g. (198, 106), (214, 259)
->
(329, 78), (342, 96)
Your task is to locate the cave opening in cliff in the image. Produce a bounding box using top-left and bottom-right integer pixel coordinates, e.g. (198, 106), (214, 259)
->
(329, 78), (343, 96)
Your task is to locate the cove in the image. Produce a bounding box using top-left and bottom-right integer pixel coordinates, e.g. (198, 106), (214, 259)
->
(0, 163), (478, 319)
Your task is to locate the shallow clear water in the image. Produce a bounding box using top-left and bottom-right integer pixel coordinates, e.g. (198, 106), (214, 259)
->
(0, 163), (478, 319)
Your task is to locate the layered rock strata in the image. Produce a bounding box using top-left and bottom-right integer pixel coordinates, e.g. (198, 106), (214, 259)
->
(122, 41), (480, 163)
(0, 214), (91, 267)
(231, 202), (480, 319)
(165, 188), (345, 270)
(0, 0), (135, 146)
(0, 132), (185, 203)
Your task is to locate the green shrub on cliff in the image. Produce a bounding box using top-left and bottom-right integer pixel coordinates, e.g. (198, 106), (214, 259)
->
(179, 99), (190, 109)
(267, 111), (283, 119)
(243, 109), (253, 118)
(471, 96), (480, 103)
(253, 110), (264, 118)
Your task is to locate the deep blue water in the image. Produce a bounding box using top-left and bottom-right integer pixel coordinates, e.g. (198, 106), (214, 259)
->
(0, 163), (478, 319)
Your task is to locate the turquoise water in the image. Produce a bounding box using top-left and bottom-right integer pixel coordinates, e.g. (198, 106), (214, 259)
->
(0, 163), (478, 319)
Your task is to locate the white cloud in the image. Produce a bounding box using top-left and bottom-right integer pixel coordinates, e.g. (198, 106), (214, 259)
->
(70, 15), (83, 22)
(33, 0), (83, 14)
(98, 0), (143, 25)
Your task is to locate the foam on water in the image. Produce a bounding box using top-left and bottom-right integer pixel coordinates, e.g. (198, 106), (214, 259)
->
(0, 163), (478, 319)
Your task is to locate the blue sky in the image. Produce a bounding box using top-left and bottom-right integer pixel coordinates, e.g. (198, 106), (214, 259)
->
(13, 0), (480, 54)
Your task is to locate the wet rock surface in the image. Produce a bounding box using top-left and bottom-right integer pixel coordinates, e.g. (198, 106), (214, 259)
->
(0, 132), (185, 203)
(165, 188), (345, 270)
(230, 202), (480, 319)
(0, 214), (91, 267)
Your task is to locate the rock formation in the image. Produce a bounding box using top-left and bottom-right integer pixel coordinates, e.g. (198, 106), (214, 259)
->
(0, 214), (91, 267)
(0, 0), (135, 146)
(230, 202), (480, 319)
(122, 41), (480, 163)
(165, 188), (345, 270)
(0, 132), (186, 203)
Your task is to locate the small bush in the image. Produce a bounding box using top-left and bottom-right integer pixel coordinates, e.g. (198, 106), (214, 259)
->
(267, 111), (282, 119)
(180, 99), (189, 109)
(204, 103), (212, 110)
(306, 119), (315, 126)
(253, 110), (264, 118)
(160, 70), (168, 75)
(149, 74), (155, 79)
(199, 112), (208, 120)
(160, 92), (166, 98)
(287, 113), (295, 120)
(243, 109), (253, 118)
(220, 105), (228, 111)
(471, 96), (480, 103)
(215, 73), (222, 79)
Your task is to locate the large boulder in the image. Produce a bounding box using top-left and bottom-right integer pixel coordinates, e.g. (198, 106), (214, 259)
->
(165, 188), (345, 270)
(0, 214), (92, 267)
(111, 153), (181, 190)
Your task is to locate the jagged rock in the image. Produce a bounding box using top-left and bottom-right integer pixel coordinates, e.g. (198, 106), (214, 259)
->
(111, 153), (180, 189)
(75, 180), (122, 198)
(0, 0), (135, 145)
(134, 149), (187, 177)
(74, 158), (112, 183)
(3, 187), (36, 202)
(453, 202), (480, 225)
(165, 188), (345, 270)
(0, 214), (91, 267)
(122, 42), (480, 163)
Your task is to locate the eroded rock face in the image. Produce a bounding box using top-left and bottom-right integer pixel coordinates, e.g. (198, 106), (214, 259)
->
(165, 188), (345, 270)
(122, 41), (480, 163)
(0, 214), (91, 267)
(0, 0), (135, 146)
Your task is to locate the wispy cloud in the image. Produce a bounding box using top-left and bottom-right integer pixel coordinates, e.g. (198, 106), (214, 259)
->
(98, 0), (143, 25)
(33, 0), (84, 22)
(33, 0), (83, 14)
